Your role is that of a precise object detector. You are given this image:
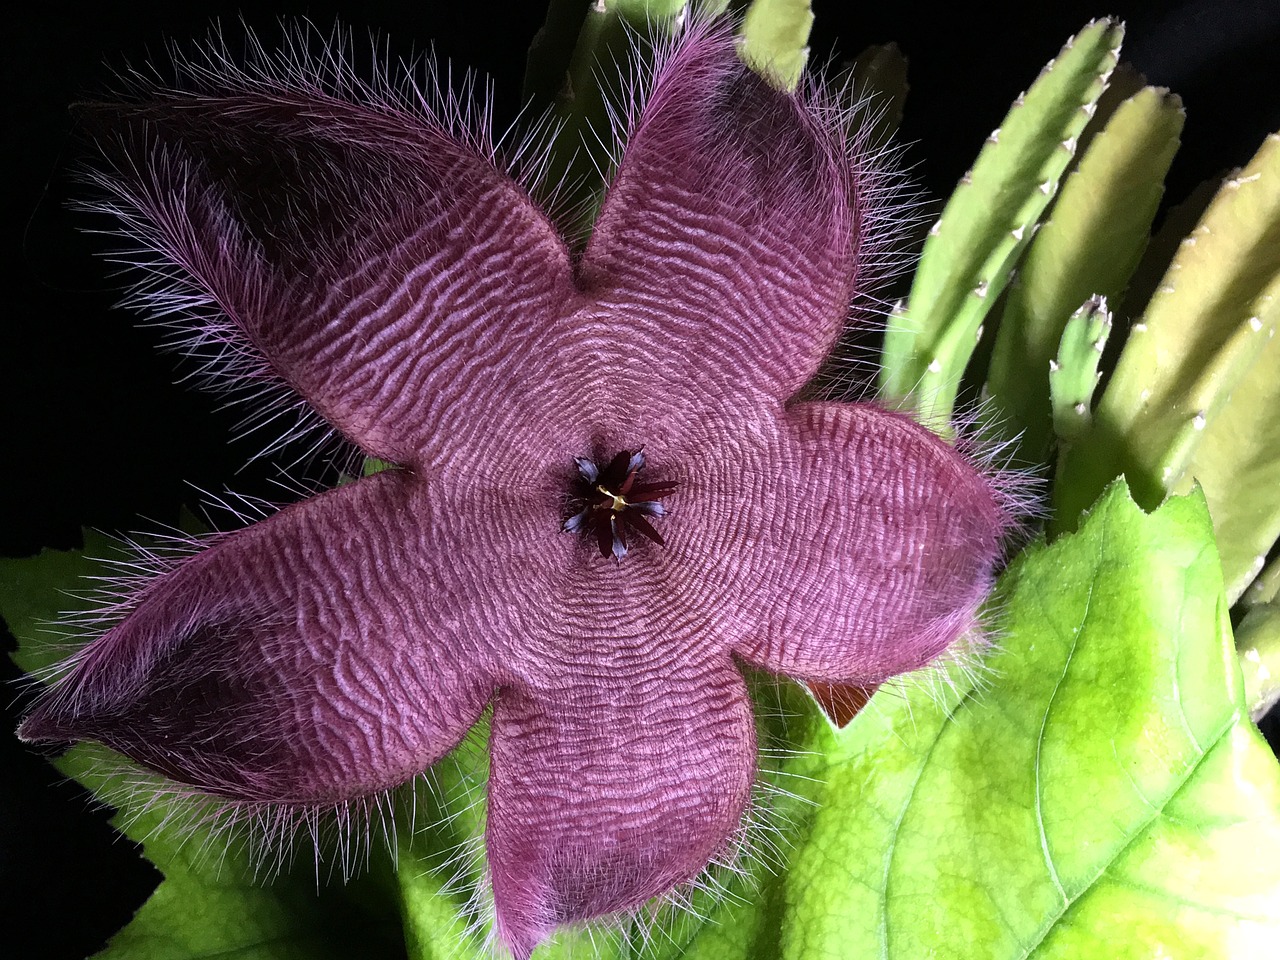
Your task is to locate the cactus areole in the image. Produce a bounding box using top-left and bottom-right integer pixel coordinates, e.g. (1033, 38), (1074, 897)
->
(18, 18), (1016, 958)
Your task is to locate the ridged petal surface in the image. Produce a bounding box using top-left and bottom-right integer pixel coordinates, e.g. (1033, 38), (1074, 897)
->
(575, 25), (860, 419)
(726, 402), (1010, 682)
(89, 84), (575, 467)
(486, 656), (754, 959)
(19, 471), (544, 803)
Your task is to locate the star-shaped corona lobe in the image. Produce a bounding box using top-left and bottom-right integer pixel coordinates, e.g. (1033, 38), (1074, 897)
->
(19, 19), (1016, 958)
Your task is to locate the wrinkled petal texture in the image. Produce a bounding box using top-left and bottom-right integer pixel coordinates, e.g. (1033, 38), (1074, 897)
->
(582, 29), (859, 396)
(18, 472), (547, 803)
(84, 62), (575, 469)
(487, 659), (754, 956)
(728, 402), (1009, 682)
(21, 17), (1015, 959)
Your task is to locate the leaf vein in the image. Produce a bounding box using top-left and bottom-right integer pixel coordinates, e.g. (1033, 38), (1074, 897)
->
(1016, 716), (1235, 959)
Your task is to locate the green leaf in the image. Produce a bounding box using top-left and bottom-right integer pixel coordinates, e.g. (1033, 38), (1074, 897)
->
(879, 19), (1123, 428)
(3, 538), (110, 678)
(986, 85), (1183, 459)
(2, 541), (402, 960)
(84, 753), (401, 960)
(1056, 133), (1280, 534)
(395, 723), (508, 960)
(774, 483), (1280, 958)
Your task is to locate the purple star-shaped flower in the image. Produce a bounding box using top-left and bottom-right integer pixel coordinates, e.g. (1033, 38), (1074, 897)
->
(20, 21), (1013, 957)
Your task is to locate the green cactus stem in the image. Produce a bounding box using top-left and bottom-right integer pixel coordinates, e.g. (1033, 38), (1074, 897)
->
(737, 0), (814, 91)
(1055, 133), (1280, 552)
(878, 19), (1123, 430)
(1245, 556), (1280, 608)
(1120, 176), (1220, 330)
(986, 85), (1182, 461)
(1238, 603), (1280, 721)
(522, 0), (813, 234)
(523, 0), (593, 106)
(846, 43), (908, 145)
(1169, 281), (1280, 603)
(522, 0), (687, 235)
(1048, 295), (1112, 449)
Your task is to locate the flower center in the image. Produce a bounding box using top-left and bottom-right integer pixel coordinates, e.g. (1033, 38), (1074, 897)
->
(563, 449), (678, 561)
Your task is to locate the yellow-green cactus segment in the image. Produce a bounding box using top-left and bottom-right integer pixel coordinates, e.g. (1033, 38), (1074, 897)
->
(1237, 602), (1280, 721)
(1056, 133), (1280, 534)
(1121, 175), (1219, 324)
(987, 86), (1183, 461)
(1170, 277), (1280, 603)
(1072, 61), (1147, 159)
(879, 20), (1123, 430)
(1048, 296), (1112, 447)
(1245, 557), (1280, 608)
(737, 0), (814, 92)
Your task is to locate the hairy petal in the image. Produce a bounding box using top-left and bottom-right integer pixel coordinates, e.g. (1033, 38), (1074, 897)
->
(17, 472), (524, 804)
(728, 402), (1012, 683)
(486, 658), (755, 959)
(85, 42), (575, 468)
(574, 20), (860, 417)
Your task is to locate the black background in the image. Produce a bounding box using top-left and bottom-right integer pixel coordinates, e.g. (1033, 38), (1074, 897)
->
(4, 2), (1279, 957)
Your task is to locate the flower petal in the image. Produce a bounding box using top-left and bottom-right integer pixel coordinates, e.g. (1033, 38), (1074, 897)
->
(87, 34), (575, 467)
(18, 472), (509, 804)
(575, 21), (860, 407)
(728, 402), (1012, 683)
(485, 658), (755, 958)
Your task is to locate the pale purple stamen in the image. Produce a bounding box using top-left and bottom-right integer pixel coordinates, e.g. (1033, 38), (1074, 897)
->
(563, 448), (676, 562)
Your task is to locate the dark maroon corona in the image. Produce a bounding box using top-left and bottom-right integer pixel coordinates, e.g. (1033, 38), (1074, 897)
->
(564, 450), (678, 560)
